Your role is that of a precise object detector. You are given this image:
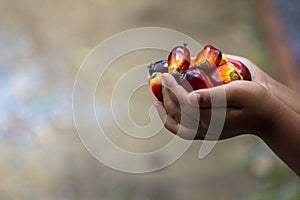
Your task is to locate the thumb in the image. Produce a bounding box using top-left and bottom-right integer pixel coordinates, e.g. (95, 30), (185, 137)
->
(190, 82), (244, 108)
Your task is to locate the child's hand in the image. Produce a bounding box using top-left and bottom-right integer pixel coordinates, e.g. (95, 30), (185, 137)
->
(154, 72), (279, 140)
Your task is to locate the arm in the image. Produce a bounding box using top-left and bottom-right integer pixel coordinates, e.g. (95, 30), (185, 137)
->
(258, 101), (300, 176)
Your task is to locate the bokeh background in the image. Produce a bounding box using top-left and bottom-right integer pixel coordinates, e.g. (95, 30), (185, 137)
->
(0, 0), (299, 199)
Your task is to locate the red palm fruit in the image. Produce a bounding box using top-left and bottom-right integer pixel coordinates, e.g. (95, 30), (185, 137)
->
(226, 58), (252, 81)
(219, 56), (228, 65)
(168, 45), (191, 75)
(210, 62), (243, 86)
(181, 68), (214, 92)
(148, 60), (168, 76)
(150, 72), (163, 101)
(194, 45), (222, 72)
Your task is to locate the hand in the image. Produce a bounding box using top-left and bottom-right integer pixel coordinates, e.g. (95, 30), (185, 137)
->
(153, 54), (287, 140)
(154, 72), (280, 140)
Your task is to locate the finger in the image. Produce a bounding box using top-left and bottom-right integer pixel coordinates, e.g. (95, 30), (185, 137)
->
(154, 98), (200, 130)
(154, 101), (180, 133)
(162, 73), (191, 106)
(162, 73), (199, 119)
(190, 86), (227, 108)
(176, 125), (202, 140)
(163, 85), (202, 124)
(162, 87), (181, 122)
(157, 93), (199, 130)
(190, 81), (249, 108)
(154, 101), (202, 140)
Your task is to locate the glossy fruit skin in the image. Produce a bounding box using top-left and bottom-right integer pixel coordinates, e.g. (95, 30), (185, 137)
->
(210, 62), (243, 86)
(148, 60), (168, 76)
(168, 45), (191, 75)
(181, 68), (214, 92)
(194, 45), (222, 72)
(218, 56), (228, 65)
(150, 72), (163, 101)
(148, 45), (253, 100)
(226, 58), (252, 81)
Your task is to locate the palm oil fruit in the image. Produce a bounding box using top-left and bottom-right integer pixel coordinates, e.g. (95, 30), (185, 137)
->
(168, 44), (191, 75)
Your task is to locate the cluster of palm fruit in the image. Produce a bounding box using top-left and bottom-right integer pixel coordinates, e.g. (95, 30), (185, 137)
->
(148, 44), (252, 101)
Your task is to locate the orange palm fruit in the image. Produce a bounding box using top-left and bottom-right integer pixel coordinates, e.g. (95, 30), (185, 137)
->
(210, 62), (243, 85)
(194, 45), (222, 72)
(168, 45), (191, 75)
(226, 58), (252, 81)
(150, 72), (163, 101)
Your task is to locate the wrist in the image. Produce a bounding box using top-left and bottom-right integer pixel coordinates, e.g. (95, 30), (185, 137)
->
(254, 92), (283, 138)
(265, 75), (300, 114)
(255, 101), (300, 176)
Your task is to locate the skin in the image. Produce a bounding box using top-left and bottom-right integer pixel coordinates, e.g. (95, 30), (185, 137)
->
(153, 54), (300, 176)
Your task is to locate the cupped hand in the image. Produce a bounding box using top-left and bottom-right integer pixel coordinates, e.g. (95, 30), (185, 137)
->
(154, 60), (281, 140)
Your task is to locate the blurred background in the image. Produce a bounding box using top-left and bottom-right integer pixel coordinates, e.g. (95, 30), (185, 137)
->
(0, 0), (300, 199)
